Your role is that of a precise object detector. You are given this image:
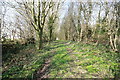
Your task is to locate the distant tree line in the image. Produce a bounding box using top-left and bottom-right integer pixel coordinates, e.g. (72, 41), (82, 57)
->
(60, 1), (120, 52)
(1, 1), (120, 52)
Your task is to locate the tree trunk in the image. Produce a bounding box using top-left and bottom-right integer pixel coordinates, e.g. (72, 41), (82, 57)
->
(49, 27), (52, 41)
(85, 24), (88, 42)
(36, 28), (43, 50)
(80, 28), (83, 41)
(78, 27), (81, 41)
(39, 28), (43, 49)
(65, 31), (68, 40)
(110, 34), (115, 50)
(114, 34), (118, 51)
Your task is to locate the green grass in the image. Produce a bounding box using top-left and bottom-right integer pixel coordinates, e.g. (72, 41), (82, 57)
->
(2, 40), (120, 78)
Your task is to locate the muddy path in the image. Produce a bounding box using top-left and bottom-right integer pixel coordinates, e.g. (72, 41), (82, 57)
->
(35, 59), (51, 79)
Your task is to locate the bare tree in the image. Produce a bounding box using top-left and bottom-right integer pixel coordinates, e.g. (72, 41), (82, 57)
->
(47, 2), (60, 41)
(9, 0), (59, 49)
